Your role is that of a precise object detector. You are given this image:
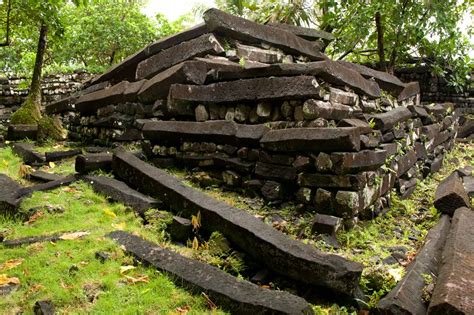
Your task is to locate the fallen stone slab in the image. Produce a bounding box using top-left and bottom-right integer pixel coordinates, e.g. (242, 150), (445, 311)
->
(213, 156), (254, 173)
(169, 76), (321, 104)
(12, 143), (45, 165)
(17, 175), (78, 198)
(92, 23), (209, 84)
(75, 153), (113, 174)
(33, 300), (55, 315)
(137, 61), (208, 104)
(303, 99), (356, 121)
(268, 22), (334, 42)
(28, 171), (63, 182)
(260, 127), (360, 153)
(84, 175), (160, 216)
(204, 8), (326, 61)
(398, 82), (420, 101)
(337, 118), (372, 134)
(236, 42), (284, 64)
(136, 33), (225, 80)
(428, 208), (474, 315)
(457, 117), (474, 139)
(337, 61), (406, 96)
(434, 173), (470, 216)
(45, 96), (77, 115)
(311, 214), (342, 236)
(2, 231), (89, 248)
(45, 149), (82, 162)
(377, 215), (451, 315)
(167, 216), (193, 243)
(0, 174), (22, 214)
(368, 107), (412, 132)
(112, 151), (363, 297)
(107, 231), (314, 314)
(7, 124), (38, 141)
(462, 176), (474, 198)
(330, 150), (387, 174)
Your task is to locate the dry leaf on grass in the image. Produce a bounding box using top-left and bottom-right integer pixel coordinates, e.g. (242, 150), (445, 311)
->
(25, 211), (44, 225)
(59, 231), (89, 240)
(0, 259), (24, 272)
(0, 274), (20, 286)
(124, 274), (149, 284)
(18, 164), (33, 178)
(119, 265), (136, 275)
(202, 292), (217, 310)
(175, 305), (190, 314)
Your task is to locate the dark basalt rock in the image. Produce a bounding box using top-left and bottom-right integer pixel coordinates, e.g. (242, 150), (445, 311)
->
(434, 173), (470, 216)
(368, 107), (413, 132)
(28, 171), (63, 182)
(203, 8), (327, 61)
(0, 174), (22, 214)
(311, 213), (342, 236)
(329, 150), (387, 174)
(377, 215), (451, 315)
(337, 118), (372, 134)
(45, 149), (82, 162)
(84, 175), (161, 216)
(136, 33), (224, 80)
(112, 151), (363, 297)
(17, 175), (78, 198)
(168, 76), (321, 104)
(75, 153), (113, 174)
(298, 173), (367, 190)
(12, 143), (45, 164)
(107, 230), (314, 314)
(138, 61), (208, 104)
(267, 22), (335, 42)
(7, 124), (38, 141)
(397, 81), (420, 101)
(260, 127), (360, 153)
(33, 300), (55, 315)
(167, 216), (193, 243)
(45, 96), (77, 115)
(254, 162), (297, 182)
(428, 208), (474, 315)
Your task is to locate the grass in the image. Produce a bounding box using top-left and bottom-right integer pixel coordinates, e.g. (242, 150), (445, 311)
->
(0, 147), (227, 314)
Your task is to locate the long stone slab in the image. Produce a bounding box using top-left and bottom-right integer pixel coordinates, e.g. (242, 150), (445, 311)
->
(91, 23), (209, 84)
(211, 61), (381, 98)
(268, 22), (335, 42)
(169, 76), (321, 104)
(45, 149), (82, 162)
(260, 127), (360, 152)
(17, 175), (78, 198)
(434, 173), (470, 216)
(337, 61), (406, 96)
(368, 107), (413, 132)
(7, 125), (38, 141)
(303, 99), (356, 121)
(0, 174), (22, 214)
(136, 33), (224, 80)
(28, 171), (63, 182)
(377, 215), (451, 315)
(137, 61), (208, 104)
(203, 8), (327, 61)
(45, 96), (77, 115)
(398, 82), (420, 101)
(107, 230), (314, 314)
(428, 208), (474, 315)
(84, 175), (160, 216)
(75, 153), (113, 174)
(12, 143), (45, 164)
(330, 150), (387, 174)
(112, 151), (363, 297)
(298, 173), (367, 190)
(2, 231), (88, 248)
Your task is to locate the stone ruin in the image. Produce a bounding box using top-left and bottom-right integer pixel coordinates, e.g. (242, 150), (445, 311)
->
(1, 9), (472, 314)
(42, 9), (459, 229)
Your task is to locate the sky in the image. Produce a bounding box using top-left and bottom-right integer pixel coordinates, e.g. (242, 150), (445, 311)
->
(142, 0), (216, 21)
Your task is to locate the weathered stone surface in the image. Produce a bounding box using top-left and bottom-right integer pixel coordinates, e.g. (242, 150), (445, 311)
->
(268, 22), (335, 42)
(194, 104), (209, 122)
(298, 173), (367, 190)
(112, 151), (363, 296)
(17, 175), (77, 198)
(408, 105), (433, 124)
(137, 61), (208, 104)
(45, 96), (77, 114)
(33, 300), (55, 315)
(260, 127), (360, 153)
(329, 88), (358, 106)
(169, 76), (321, 104)
(107, 230), (314, 314)
(7, 124), (38, 141)
(0, 174), (21, 214)
(428, 208), (474, 315)
(75, 153), (113, 174)
(2, 231), (88, 247)
(396, 149), (418, 177)
(211, 61), (381, 98)
(337, 61), (405, 96)
(398, 82), (420, 101)
(330, 150), (387, 174)
(236, 43), (283, 63)
(377, 215), (451, 315)
(84, 175), (160, 216)
(303, 99), (355, 120)
(75, 81), (145, 113)
(45, 149), (82, 162)
(337, 118), (372, 134)
(368, 107), (412, 132)
(167, 216), (193, 242)
(92, 23), (209, 84)
(458, 118), (474, 139)
(311, 214), (342, 236)
(204, 8), (326, 61)
(136, 34), (224, 80)
(255, 162), (297, 182)
(434, 173), (470, 216)
(334, 191), (360, 218)
(463, 176), (474, 198)
(28, 171), (63, 182)
(12, 143), (45, 164)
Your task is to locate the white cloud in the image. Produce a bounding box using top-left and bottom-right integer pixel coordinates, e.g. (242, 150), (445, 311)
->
(142, 0), (216, 21)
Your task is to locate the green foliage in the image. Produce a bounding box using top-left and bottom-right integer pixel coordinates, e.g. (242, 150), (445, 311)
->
(37, 115), (67, 142)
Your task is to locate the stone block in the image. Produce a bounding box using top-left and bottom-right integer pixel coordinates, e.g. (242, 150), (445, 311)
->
(303, 99), (356, 120)
(330, 150), (387, 174)
(75, 153), (113, 174)
(311, 213), (342, 236)
(254, 161), (297, 182)
(434, 173), (470, 216)
(236, 43), (283, 64)
(7, 124), (38, 141)
(298, 173), (367, 190)
(368, 107), (412, 132)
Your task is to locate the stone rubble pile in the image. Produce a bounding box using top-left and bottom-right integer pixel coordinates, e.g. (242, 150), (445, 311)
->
(46, 9), (459, 227)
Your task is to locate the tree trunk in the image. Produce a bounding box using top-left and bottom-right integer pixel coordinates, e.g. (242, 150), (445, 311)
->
(0, 0), (11, 47)
(375, 11), (386, 71)
(29, 23), (48, 108)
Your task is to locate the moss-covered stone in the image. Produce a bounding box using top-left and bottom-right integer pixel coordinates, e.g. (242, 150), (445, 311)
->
(37, 115), (67, 142)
